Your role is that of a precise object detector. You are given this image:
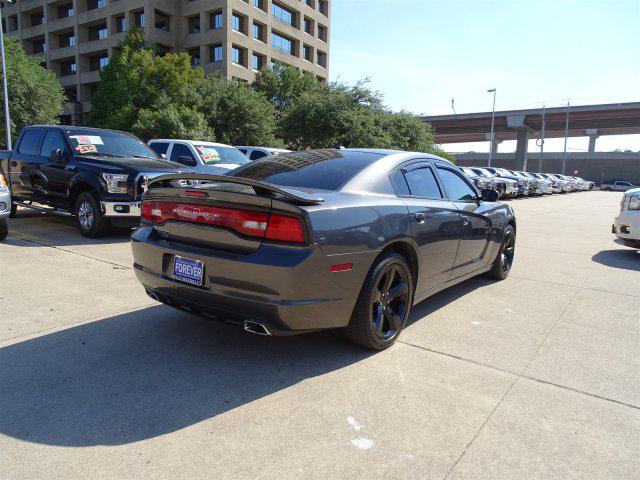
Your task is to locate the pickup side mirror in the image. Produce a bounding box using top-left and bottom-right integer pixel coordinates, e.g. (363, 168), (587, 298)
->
(50, 149), (65, 164)
(177, 155), (198, 167)
(480, 189), (499, 203)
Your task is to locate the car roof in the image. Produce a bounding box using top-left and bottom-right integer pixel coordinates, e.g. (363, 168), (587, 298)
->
(149, 139), (233, 147)
(27, 125), (132, 135)
(235, 146), (291, 152)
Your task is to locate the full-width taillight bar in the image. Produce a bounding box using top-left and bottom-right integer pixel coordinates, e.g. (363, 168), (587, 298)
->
(141, 201), (306, 244)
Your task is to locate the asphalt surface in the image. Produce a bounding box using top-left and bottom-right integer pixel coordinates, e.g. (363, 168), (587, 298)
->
(0, 191), (638, 480)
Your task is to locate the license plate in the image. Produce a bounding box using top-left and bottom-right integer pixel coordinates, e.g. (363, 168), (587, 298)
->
(172, 256), (204, 286)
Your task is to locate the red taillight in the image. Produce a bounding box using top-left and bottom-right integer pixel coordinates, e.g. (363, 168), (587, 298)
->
(141, 201), (306, 244)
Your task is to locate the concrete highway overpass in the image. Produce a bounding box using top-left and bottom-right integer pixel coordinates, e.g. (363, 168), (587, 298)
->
(422, 102), (640, 170)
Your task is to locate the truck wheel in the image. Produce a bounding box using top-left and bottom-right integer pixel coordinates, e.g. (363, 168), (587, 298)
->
(344, 252), (413, 350)
(0, 218), (7, 241)
(75, 191), (111, 238)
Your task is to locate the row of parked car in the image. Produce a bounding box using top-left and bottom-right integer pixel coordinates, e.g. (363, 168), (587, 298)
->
(459, 166), (595, 199)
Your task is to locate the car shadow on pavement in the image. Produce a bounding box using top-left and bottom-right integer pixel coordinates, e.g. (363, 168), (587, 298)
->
(591, 249), (640, 271)
(0, 305), (367, 447)
(8, 208), (133, 247)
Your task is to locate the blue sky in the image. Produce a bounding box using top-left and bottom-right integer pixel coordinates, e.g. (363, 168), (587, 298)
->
(328, 0), (640, 153)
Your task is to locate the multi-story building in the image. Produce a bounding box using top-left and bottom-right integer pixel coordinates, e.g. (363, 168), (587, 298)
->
(1, 0), (330, 125)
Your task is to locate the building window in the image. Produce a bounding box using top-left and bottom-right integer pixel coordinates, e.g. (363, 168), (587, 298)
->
(252, 0), (265, 10)
(232, 13), (245, 33)
(87, 0), (106, 10)
(271, 32), (294, 55)
(115, 15), (126, 33)
(188, 15), (200, 34)
(303, 45), (312, 62)
(60, 60), (76, 76)
(318, 0), (328, 15)
(59, 32), (75, 48)
(232, 46), (245, 66)
(31, 12), (44, 27)
(318, 24), (327, 41)
(252, 22), (265, 42)
(64, 87), (77, 102)
(89, 54), (108, 71)
(188, 48), (201, 66)
(134, 11), (145, 28)
(99, 56), (109, 69)
(155, 11), (170, 32)
(210, 44), (223, 62)
(88, 25), (108, 41)
(317, 50), (326, 67)
(209, 11), (222, 29)
(252, 53), (264, 70)
(303, 17), (313, 35)
(272, 2), (295, 26)
(32, 39), (46, 54)
(57, 4), (74, 19)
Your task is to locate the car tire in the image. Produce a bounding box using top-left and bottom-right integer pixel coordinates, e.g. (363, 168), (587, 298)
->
(9, 202), (17, 218)
(0, 218), (7, 241)
(486, 224), (516, 280)
(75, 191), (111, 238)
(344, 252), (413, 350)
(603, 188), (612, 191)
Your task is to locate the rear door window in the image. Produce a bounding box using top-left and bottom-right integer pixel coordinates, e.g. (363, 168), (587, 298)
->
(403, 167), (443, 199)
(17, 130), (44, 155)
(249, 150), (268, 160)
(149, 142), (170, 156)
(39, 130), (69, 158)
(170, 143), (197, 166)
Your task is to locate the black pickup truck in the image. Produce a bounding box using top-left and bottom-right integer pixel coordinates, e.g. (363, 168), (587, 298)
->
(0, 125), (186, 237)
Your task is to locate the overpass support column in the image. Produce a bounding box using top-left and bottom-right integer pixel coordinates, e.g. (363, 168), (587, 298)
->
(586, 129), (599, 152)
(514, 128), (530, 170)
(485, 133), (503, 155)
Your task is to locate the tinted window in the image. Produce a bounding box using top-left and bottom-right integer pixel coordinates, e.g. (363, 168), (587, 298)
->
(170, 143), (196, 165)
(39, 130), (68, 158)
(18, 130), (43, 155)
(237, 148), (247, 154)
(67, 129), (158, 158)
(232, 149), (382, 191)
(249, 150), (268, 160)
(404, 167), (442, 198)
(149, 142), (169, 155)
(437, 168), (477, 201)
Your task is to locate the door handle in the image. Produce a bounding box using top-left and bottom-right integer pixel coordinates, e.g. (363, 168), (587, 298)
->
(414, 212), (426, 222)
(10, 161), (17, 167)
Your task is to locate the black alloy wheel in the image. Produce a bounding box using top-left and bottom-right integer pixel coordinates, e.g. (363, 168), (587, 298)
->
(371, 264), (410, 341)
(486, 224), (516, 280)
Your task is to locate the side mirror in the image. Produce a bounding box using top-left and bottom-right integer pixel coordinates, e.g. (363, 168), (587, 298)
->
(50, 149), (65, 164)
(177, 155), (197, 167)
(480, 189), (499, 202)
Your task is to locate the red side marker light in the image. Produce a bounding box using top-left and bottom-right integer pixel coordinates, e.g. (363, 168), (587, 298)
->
(331, 263), (353, 272)
(185, 190), (209, 198)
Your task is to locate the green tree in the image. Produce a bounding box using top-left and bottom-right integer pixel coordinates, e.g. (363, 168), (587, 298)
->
(0, 35), (65, 148)
(253, 65), (318, 111)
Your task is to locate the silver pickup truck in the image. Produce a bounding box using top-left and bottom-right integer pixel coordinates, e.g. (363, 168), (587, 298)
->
(601, 180), (638, 192)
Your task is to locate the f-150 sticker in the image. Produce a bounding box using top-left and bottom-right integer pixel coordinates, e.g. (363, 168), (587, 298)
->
(70, 135), (104, 145)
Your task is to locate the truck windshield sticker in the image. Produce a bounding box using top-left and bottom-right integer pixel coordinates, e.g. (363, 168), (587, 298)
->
(70, 135), (104, 145)
(75, 144), (98, 153)
(196, 146), (221, 163)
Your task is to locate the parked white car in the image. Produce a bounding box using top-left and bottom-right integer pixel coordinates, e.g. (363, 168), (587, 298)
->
(235, 146), (291, 161)
(613, 187), (640, 249)
(148, 139), (250, 174)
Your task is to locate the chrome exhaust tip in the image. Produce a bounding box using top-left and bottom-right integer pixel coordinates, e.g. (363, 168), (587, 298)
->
(243, 320), (271, 336)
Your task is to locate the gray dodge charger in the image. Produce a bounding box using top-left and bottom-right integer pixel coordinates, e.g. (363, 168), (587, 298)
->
(131, 149), (516, 350)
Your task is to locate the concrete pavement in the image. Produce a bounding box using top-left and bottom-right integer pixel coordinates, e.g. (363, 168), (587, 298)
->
(0, 191), (638, 479)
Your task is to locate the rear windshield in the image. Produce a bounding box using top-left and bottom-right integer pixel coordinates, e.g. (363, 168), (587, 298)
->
(231, 149), (383, 191)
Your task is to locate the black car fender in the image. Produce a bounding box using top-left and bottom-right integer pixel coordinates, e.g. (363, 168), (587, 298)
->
(67, 171), (104, 207)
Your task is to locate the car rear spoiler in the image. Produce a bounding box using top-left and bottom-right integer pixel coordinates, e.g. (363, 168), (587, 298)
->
(145, 173), (324, 205)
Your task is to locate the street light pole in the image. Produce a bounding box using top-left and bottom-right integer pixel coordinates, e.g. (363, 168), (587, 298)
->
(0, 0), (12, 150)
(487, 88), (496, 167)
(538, 105), (546, 173)
(561, 100), (570, 175)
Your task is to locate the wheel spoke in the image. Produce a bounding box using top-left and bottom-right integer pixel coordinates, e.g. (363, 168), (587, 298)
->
(388, 281), (408, 300)
(381, 266), (396, 292)
(385, 306), (401, 330)
(373, 304), (384, 334)
(372, 289), (382, 303)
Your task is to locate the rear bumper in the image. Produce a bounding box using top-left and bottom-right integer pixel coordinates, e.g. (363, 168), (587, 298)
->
(131, 226), (378, 333)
